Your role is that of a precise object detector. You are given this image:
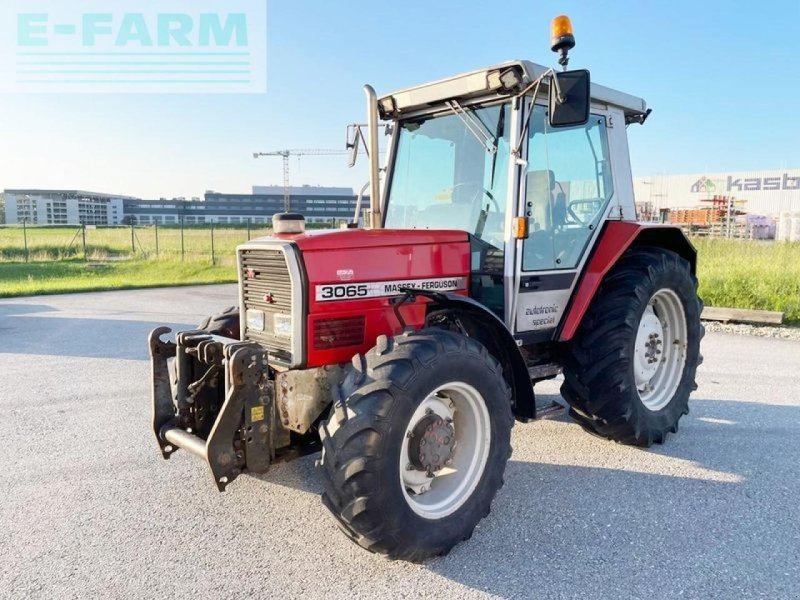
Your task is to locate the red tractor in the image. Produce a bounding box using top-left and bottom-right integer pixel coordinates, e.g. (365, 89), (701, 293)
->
(149, 17), (702, 561)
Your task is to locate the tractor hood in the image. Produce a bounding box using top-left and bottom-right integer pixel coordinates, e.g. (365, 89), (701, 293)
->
(237, 227), (472, 369)
(269, 228), (469, 252)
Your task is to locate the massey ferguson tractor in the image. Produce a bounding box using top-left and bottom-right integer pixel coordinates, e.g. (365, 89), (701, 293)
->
(148, 16), (702, 561)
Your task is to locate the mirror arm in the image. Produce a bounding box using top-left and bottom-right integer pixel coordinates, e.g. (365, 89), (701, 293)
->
(515, 68), (563, 100)
(513, 67), (569, 155)
(513, 75), (546, 156)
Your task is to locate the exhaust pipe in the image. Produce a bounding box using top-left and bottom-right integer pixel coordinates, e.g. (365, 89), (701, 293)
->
(364, 84), (382, 229)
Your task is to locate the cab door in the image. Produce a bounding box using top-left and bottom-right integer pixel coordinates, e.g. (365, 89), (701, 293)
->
(511, 101), (615, 340)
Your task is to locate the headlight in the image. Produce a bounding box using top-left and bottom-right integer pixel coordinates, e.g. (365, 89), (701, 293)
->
(246, 309), (265, 331)
(273, 314), (292, 338)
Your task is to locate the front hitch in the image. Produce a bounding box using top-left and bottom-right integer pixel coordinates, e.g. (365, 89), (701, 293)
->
(148, 327), (275, 491)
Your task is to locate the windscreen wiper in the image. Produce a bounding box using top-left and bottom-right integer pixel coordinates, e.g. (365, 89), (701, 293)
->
(489, 107), (505, 188)
(445, 100), (497, 154)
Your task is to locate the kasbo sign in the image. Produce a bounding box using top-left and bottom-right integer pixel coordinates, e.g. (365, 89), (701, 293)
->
(691, 173), (800, 193)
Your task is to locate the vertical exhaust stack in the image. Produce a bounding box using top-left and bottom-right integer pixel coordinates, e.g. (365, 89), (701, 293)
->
(364, 85), (382, 229)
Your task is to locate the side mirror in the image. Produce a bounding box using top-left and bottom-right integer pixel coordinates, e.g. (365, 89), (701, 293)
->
(548, 69), (590, 128)
(346, 124), (364, 168)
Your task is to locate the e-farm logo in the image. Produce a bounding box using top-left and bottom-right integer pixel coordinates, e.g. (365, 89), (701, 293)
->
(1, 1), (266, 93)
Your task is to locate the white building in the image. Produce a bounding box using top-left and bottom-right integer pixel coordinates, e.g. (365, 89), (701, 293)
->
(3, 190), (130, 225)
(633, 168), (800, 217)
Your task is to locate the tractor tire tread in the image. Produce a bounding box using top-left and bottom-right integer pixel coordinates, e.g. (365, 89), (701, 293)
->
(316, 328), (513, 562)
(560, 246), (702, 447)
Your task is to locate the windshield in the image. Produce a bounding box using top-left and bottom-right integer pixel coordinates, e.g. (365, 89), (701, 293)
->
(384, 103), (511, 249)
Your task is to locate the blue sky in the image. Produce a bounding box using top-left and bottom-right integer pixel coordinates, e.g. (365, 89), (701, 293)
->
(0, 0), (798, 199)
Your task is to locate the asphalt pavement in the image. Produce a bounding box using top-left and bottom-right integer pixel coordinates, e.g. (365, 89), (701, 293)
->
(1, 285), (798, 599)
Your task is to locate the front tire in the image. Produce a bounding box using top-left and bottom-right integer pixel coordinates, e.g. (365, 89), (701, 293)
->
(561, 246), (703, 446)
(317, 329), (513, 561)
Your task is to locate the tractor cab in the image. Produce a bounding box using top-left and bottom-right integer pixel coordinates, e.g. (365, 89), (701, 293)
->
(360, 58), (650, 335)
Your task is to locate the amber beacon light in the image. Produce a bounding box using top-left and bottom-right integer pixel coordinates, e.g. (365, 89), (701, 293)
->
(550, 15), (575, 67)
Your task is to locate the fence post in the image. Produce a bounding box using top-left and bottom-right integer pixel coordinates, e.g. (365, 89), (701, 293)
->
(247, 218), (251, 241)
(180, 217), (185, 261)
(154, 221), (159, 257)
(81, 224), (87, 261)
(23, 219), (29, 263)
(210, 222), (216, 265)
(130, 223), (135, 253)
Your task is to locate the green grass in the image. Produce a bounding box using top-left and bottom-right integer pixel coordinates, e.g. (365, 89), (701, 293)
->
(0, 224), (273, 262)
(0, 258), (237, 297)
(0, 225), (253, 296)
(694, 239), (800, 325)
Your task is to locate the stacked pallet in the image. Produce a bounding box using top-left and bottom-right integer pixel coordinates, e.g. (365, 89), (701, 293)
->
(668, 208), (726, 226)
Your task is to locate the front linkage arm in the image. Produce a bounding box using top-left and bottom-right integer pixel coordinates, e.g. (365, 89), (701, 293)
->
(148, 327), (275, 491)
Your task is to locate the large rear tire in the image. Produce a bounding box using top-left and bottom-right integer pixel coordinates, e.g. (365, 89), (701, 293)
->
(317, 329), (513, 561)
(561, 246), (703, 447)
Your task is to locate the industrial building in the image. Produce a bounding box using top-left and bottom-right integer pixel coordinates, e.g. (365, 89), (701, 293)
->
(2, 186), (362, 226)
(632, 168), (800, 240)
(633, 168), (800, 217)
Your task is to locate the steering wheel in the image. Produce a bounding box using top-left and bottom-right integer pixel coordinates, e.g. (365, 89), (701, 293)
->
(451, 182), (500, 213)
(567, 198), (603, 226)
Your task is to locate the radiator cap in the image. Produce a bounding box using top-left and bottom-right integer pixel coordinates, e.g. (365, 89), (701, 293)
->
(272, 212), (305, 234)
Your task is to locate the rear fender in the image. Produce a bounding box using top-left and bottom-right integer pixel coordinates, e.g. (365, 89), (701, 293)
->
(419, 291), (536, 422)
(558, 221), (696, 342)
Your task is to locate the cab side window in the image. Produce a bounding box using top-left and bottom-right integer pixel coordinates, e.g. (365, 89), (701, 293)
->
(522, 105), (613, 271)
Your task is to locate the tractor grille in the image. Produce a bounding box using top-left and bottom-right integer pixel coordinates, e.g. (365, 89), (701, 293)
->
(240, 248), (296, 364)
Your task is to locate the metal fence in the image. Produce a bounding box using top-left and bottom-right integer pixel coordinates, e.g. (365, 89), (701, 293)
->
(0, 222), (275, 265)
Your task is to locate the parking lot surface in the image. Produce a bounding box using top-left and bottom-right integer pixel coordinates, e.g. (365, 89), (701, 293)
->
(1, 285), (798, 599)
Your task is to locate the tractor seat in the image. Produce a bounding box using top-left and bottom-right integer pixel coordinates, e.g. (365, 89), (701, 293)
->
(523, 170), (556, 270)
(527, 170), (567, 230)
(526, 170), (555, 232)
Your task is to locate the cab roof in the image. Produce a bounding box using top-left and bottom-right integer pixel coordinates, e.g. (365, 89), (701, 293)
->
(378, 60), (647, 121)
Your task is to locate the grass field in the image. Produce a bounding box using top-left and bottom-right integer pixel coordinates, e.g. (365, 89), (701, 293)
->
(1, 226), (798, 324)
(694, 239), (800, 324)
(0, 259), (236, 297)
(0, 224), (272, 263)
(0, 225), (251, 297)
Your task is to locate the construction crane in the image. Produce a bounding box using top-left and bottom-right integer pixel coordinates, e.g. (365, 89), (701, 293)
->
(253, 149), (348, 212)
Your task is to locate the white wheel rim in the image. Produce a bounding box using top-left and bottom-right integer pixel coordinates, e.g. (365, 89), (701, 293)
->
(634, 288), (688, 411)
(399, 381), (491, 520)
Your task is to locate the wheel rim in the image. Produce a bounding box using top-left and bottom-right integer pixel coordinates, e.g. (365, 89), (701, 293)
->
(399, 381), (491, 520)
(634, 288), (688, 411)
